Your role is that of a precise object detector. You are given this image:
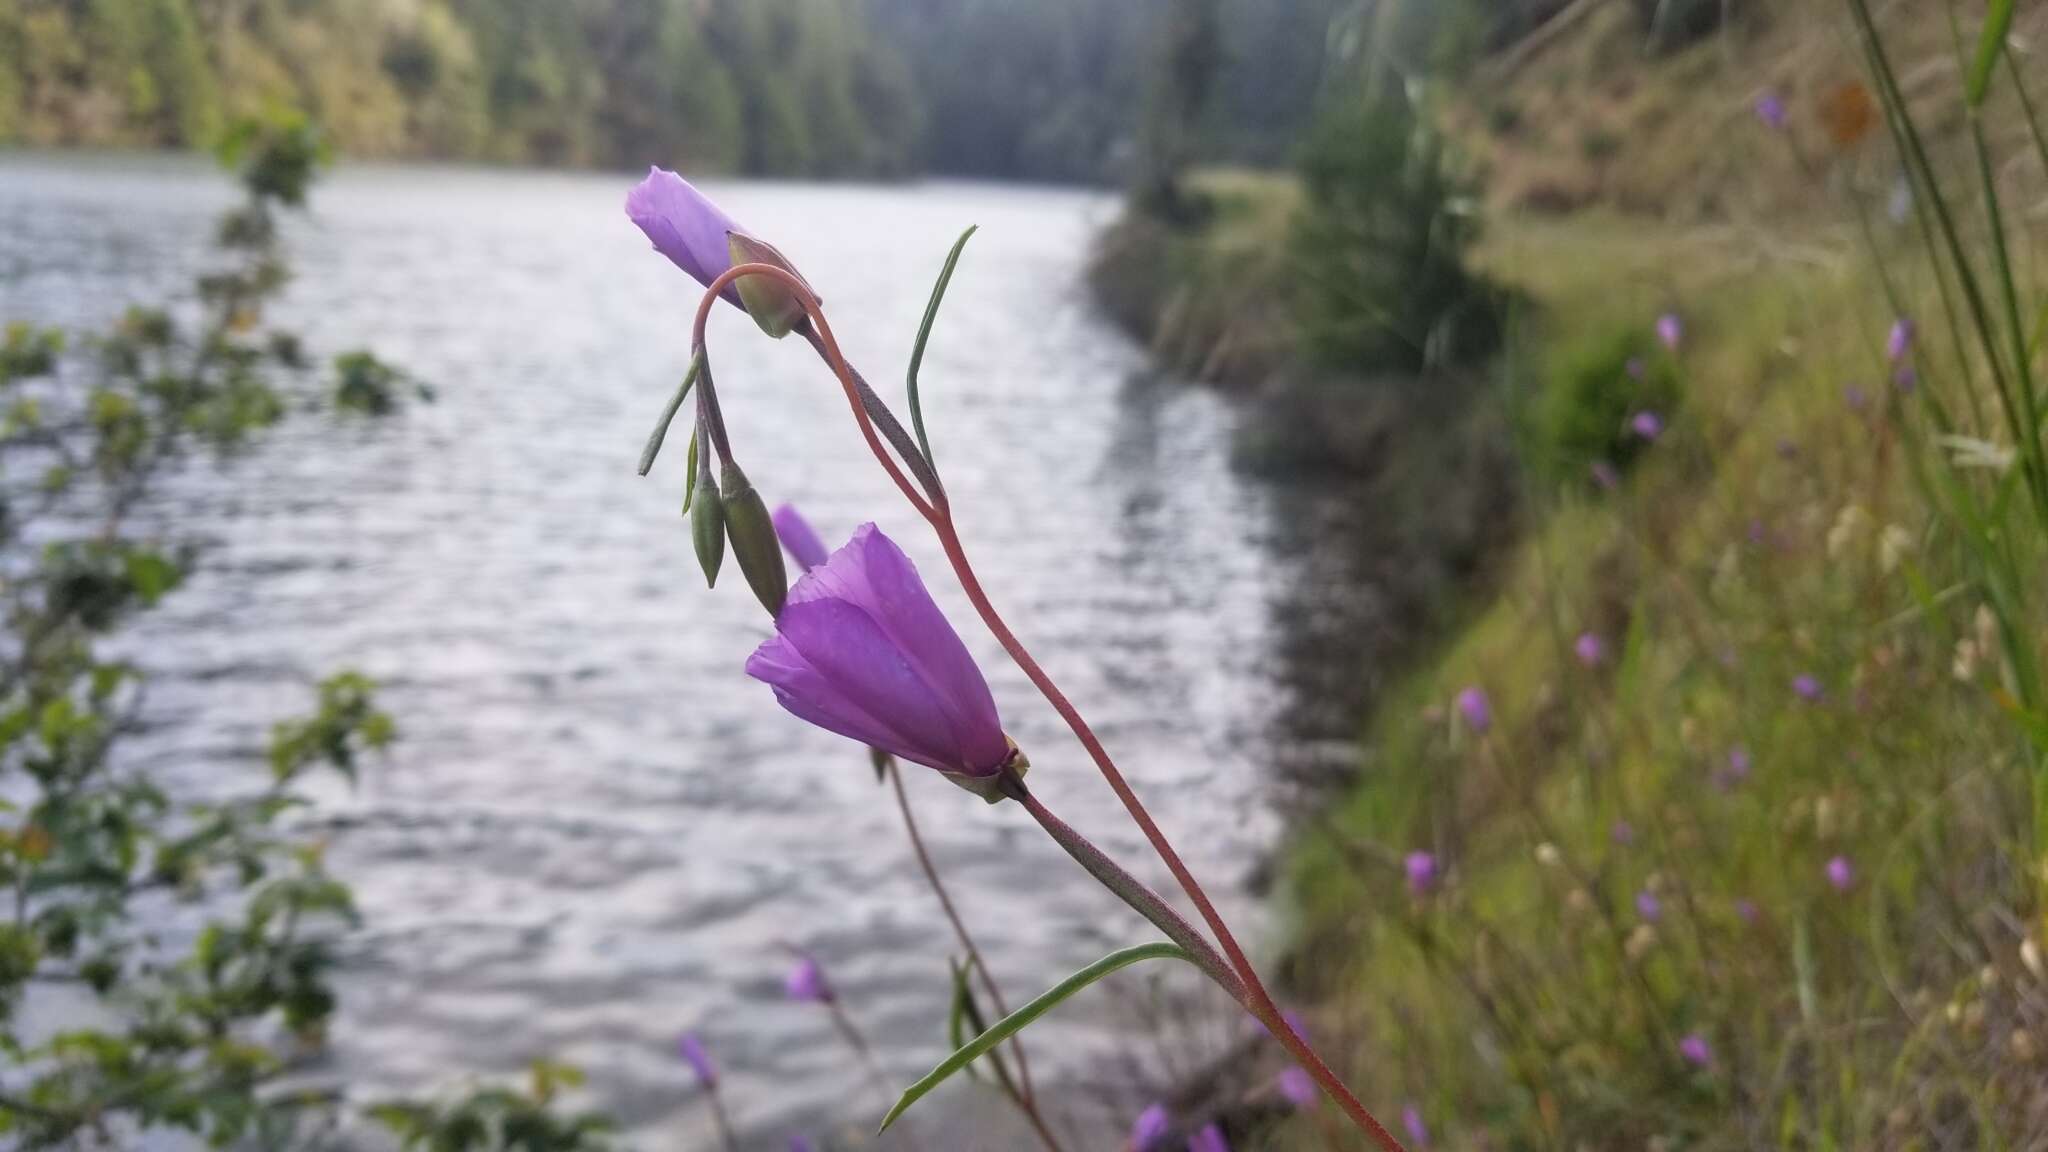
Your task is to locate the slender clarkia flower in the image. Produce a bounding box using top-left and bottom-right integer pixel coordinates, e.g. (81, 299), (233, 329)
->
(1657, 313), (1683, 351)
(1131, 1103), (1171, 1151)
(1406, 851), (1439, 895)
(1575, 632), (1605, 667)
(1827, 855), (1855, 891)
(678, 1031), (717, 1088)
(1189, 1124), (1230, 1152)
(1455, 686), (1490, 734)
(627, 169), (746, 308)
(746, 523), (1015, 799)
(1277, 1066), (1318, 1110)
(1402, 1104), (1431, 1148)
(1680, 1033), (1714, 1068)
(785, 955), (834, 1004)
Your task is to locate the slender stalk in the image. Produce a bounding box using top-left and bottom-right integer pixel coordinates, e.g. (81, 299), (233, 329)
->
(691, 262), (1408, 1152)
(885, 763), (1067, 1152)
(704, 1085), (739, 1152)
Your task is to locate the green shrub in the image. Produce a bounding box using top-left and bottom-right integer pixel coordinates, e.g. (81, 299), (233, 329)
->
(1531, 316), (1679, 483)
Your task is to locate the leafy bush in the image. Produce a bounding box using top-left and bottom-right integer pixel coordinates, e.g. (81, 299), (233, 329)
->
(1531, 317), (1679, 483)
(1290, 90), (1503, 375)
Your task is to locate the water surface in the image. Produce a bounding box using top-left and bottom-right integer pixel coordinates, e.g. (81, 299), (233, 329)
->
(0, 155), (1381, 1146)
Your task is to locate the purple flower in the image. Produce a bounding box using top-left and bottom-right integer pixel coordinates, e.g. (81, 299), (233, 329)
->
(1402, 1104), (1431, 1148)
(1793, 674), (1823, 702)
(626, 168), (745, 308)
(1715, 745), (1752, 792)
(1657, 313), (1684, 351)
(1611, 820), (1637, 846)
(1631, 411), (1664, 441)
(784, 955), (833, 1004)
(1277, 1066), (1318, 1110)
(773, 503), (831, 572)
(1888, 317), (1914, 363)
(1575, 632), (1605, 667)
(1894, 365), (1917, 393)
(1756, 92), (1787, 130)
(1405, 851), (1439, 895)
(746, 524), (1012, 788)
(1455, 686), (1490, 733)
(1680, 1032), (1715, 1068)
(1591, 460), (1620, 490)
(1131, 1103), (1171, 1151)
(678, 1031), (717, 1088)
(1636, 890), (1662, 923)
(1189, 1124), (1230, 1152)
(1827, 855), (1855, 891)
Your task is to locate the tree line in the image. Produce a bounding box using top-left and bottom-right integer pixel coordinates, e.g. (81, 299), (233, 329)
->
(0, 0), (1357, 182)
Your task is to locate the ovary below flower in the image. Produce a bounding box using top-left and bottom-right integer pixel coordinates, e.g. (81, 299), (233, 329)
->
(746, 523), (1018, 798)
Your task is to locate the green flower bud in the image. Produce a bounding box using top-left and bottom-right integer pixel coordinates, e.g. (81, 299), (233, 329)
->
(691, 467), (724, 588)
(719, 459), (787, 617)
(726, 232), (815, 340)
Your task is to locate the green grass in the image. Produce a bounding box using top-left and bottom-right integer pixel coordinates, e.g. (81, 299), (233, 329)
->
(1273, 208), (2048, 1148)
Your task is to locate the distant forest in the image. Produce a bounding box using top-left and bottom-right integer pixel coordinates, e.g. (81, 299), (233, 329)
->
(0, 0), (1355, 182)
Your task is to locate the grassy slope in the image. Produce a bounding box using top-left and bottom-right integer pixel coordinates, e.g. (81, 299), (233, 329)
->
(1256, 4), (2048, 1149)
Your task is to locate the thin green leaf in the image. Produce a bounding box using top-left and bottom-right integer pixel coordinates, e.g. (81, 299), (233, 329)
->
(905, 226), (976, 475)
(681, 422), (700, 513)
(946, 959), (981, 1083)
(1967, 0), (2015, 106)
(879, 941), (1190, 1134)
(638, 350), (705, 476)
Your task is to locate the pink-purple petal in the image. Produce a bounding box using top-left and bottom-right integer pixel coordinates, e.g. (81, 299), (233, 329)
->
(768, 598), (970, 772)
(625, 168), (744, 308)
(746, 633), (933, 767)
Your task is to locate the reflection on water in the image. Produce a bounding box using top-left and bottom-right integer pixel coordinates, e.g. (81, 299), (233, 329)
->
(0, 155), (1381, 1145)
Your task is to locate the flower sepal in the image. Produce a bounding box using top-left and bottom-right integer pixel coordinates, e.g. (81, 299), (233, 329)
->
(943, 741), (1029, 805)
(727, 232), (815, 339)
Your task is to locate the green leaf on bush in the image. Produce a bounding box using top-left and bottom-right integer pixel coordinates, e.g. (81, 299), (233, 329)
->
(879, 941), (1191, 1133)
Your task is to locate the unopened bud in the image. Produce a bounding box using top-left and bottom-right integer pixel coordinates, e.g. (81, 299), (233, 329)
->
(718, 460), (787, 617)
(727, 232), (815, 339)
(691, 466), (725, 588)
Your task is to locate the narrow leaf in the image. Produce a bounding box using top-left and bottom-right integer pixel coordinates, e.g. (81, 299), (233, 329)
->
(681, 426), (699, 513)
(1967, 0), (2015, 106)
(879, 941), (1190, 1134)
(638, 350), (704, 476)
(946, 959), (982, 1083)
(905, 227), (976, 474)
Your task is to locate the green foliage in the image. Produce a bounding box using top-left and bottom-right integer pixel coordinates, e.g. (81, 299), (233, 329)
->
(1291, 90), (1501, 375)
(1531, 318), (1679, 482)
(370, 1062), (619, 1152)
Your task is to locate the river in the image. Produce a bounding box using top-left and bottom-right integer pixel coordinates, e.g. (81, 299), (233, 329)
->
(0, 154), (1389, 1148)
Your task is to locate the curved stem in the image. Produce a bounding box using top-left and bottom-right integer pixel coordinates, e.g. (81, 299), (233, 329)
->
(704, 1085), (739, 1152)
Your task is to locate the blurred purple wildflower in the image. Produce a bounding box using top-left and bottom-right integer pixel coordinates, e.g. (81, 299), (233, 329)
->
(1402, 1104), (1431, 1148)
(1611, 820), (1636, 847)
(678, 1032), (717, 1088)
(1631, 411), (1664, 441)
(1591, 460), (1620, 490)
(1277, 1066), (1318, 1110)
(784, 955), (833, 1004)
(1894, 365), (1917, 393)
(1680, 1033), (1715, 1068)
(626, 168), (746, 308)
(1827, 855), (1855, 891)
(1844, 383), (1868, 412)
(1794, 674), (1823, 702)
(1657, 313), (1683, 351)
(1405, 852), (1439, 895)
(746, 524), (1012, 783)
(1755, 92), (1787, 130)
(1716, 745), (1752, 791)
(1734, 897), (1760, 924)
(1575, 632), (1605, 667)
(1887, 317), (1914, 363)
(1636, 890), (1662, 923)
(1455, 686), (1490, 733)
(1189, 1123), (1230, 1152)
(1132, 1103), (1171, 1151)
(772, 503), (830, 572)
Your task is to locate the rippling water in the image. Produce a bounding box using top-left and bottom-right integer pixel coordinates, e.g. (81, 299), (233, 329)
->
(0, 155), (1385, 1147)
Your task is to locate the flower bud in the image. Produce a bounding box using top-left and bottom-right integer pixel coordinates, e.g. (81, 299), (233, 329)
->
(719, 460), (787, 618)
(727, 232), (816, 340)
(691, 468), (725, 588)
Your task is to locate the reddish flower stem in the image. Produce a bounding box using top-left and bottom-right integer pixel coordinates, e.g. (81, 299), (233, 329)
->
(690, 264), (1407, 1152)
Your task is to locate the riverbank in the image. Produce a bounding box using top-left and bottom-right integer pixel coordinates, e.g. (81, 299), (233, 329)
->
(1091, 150), (2048, 1148)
